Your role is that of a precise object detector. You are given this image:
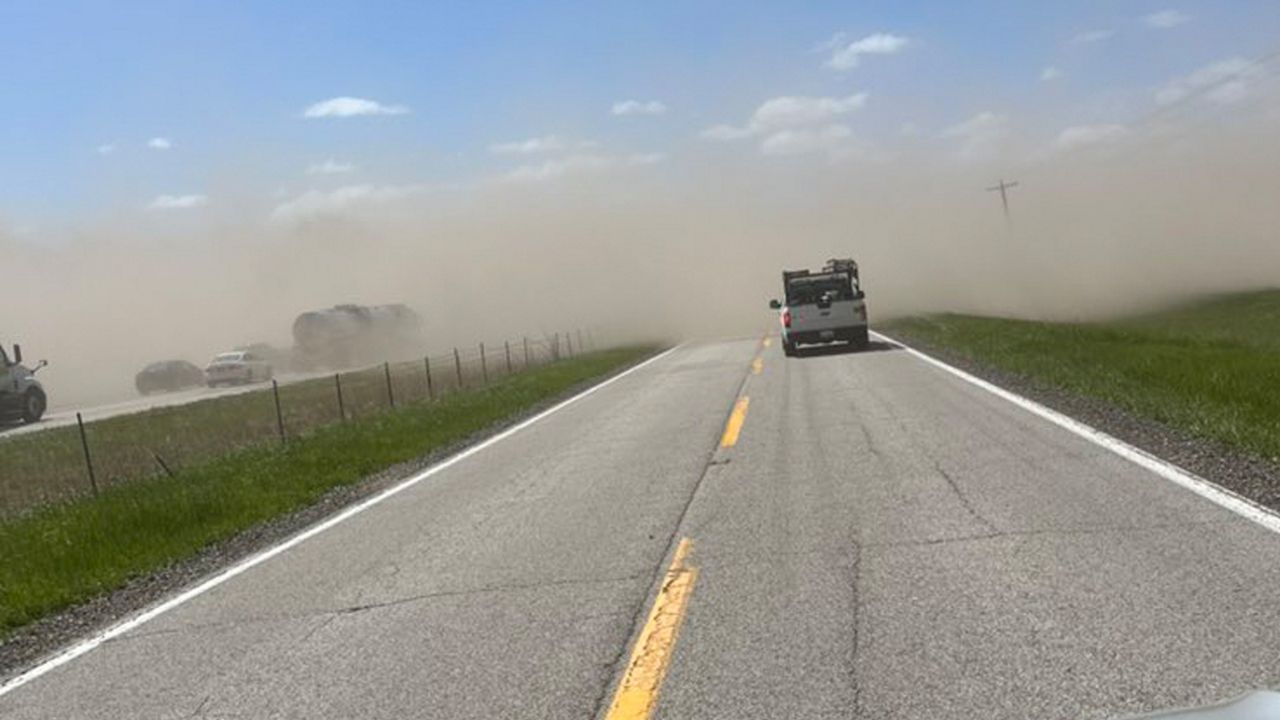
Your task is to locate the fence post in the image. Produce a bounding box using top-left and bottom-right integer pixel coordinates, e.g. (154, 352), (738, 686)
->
(504, 340), (512, 374)
(272, 379), (286, 444)
(566, 331), (573, 358)
(75, 412), (99, 496)
(480, 343), (489, 385)
(334, 373), (346, 421)
(424, 356), (434, 400)
(577, 329), (584, 354)
(553, 332), (560, 361)
(523, 336), (530, 368)
(384, 361), (396, 408)
(454, 347), (463, 388)
(151, 451), (176, 478)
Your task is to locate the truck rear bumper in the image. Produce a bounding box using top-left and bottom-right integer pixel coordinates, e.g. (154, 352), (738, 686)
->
(785, 324), (868, 346)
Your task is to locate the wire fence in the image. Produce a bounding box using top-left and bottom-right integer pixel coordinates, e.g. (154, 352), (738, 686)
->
(0, 330), (595, 517)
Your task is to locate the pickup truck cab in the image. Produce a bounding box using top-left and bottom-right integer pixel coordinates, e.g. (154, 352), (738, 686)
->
(0, 343), (48, 424)
(769, 259), (869, 356)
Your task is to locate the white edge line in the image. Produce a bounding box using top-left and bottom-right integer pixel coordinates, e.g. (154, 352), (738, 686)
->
(872, 330), (1280, 536)
(0, 346), (681, 698)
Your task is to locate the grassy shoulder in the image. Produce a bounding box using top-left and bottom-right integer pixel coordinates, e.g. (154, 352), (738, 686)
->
(881, 290), (1280, 464)
(0, 346), (656, 638)
(1, 349), (512, 514)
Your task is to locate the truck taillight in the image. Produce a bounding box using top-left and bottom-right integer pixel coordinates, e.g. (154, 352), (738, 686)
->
(782, 310), (792, 328)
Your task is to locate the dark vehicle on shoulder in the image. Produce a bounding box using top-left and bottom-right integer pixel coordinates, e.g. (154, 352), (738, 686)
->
(135, 360), (206, 395)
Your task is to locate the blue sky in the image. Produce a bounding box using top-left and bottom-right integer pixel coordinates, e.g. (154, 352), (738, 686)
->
(2, 0), (1278, 228)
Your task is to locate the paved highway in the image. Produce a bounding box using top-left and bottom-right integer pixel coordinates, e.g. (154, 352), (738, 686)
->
(4, 337), (1280, 719)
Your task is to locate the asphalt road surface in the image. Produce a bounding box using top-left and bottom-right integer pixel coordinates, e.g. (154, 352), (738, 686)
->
(5, 337), (1280, 719)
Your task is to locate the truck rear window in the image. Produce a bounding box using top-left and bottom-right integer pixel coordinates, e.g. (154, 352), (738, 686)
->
(786, 275), (856, 304)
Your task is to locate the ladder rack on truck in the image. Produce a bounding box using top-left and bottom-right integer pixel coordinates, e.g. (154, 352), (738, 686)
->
(822, 258), (859, 283)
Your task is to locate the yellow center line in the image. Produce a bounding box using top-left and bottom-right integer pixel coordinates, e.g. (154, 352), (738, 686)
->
(604, 538), (700, 720)
(720, 396), (750, 448)
(762, 337), (772, 348)
(751, 356), (763, 375)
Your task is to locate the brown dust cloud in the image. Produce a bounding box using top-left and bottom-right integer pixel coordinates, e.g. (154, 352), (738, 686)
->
(2, 110), (1279, 409)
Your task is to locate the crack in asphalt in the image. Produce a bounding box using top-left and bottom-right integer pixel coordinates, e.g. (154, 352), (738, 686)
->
(933, 460), (999, 534)
(184, 694), (212, 719)
(108, 571), (649, 645)
(335, 572), (647, 616)
(864, 517), (1238, 550)
(295, 614), (337, 647)
(858, 419), (885, 463)
(846, 540), (864, 718)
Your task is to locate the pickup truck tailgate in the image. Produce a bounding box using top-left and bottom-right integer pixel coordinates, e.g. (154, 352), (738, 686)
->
(790, 300), (863, 332)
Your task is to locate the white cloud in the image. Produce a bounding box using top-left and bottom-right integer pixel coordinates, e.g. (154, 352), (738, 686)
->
(302, 96), (409, 118)
(702, 93), (868, 157)
(1156, 57), (1261, 106)
(942, 111), (1009, 157)
(1144, 9), (1190, 29)
(306, 159), (355, 175)
(825, 32), (908, 70)
(488, 135), (567, 155)
(147, 137), (172, 150)
(755, 94), (867, 127)
(1054, 124), (1129, 151)
(1071, 29), (1114, 44)
(270, 183), (426, 222)
(95, 143), (116, 155)
(611, 99), (667, 116)
(502, 152), (664, 183)
(148, 194), (207, 209)
(1040, 66), (1063, 82)
(814, 32), (848, 53)
(759, 125), (853, 156)
(703, 93), (867, 141)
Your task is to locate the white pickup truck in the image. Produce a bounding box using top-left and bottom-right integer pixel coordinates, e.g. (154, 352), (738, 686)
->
(769, 259), (869, 356)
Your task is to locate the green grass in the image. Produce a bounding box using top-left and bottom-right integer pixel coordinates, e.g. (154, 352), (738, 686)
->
(882, 289), (1280, 464)
(0, 346), (654, 637)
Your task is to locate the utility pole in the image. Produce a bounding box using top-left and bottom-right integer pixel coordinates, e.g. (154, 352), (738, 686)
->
(986, 178), (1019, 220)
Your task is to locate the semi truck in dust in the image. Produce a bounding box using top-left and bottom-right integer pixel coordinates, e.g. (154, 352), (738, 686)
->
(0, 341), (48, 424)
(291, 304), (422, 370)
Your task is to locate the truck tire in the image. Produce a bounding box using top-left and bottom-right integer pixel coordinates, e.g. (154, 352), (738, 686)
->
(21, 388), (46, 424)
(783, 340), (797, 357)
(853, 327), (870, 351)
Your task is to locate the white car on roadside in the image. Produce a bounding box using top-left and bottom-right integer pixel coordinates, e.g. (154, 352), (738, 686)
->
(205, 351), (273, 387)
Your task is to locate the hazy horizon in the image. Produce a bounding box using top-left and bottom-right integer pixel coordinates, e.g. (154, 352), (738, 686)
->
(3, 1), (1279, 407)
